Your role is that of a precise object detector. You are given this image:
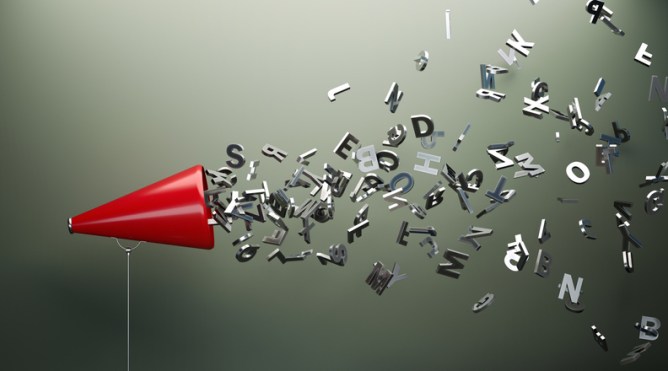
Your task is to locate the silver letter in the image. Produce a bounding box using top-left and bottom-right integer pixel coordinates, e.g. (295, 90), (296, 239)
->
(226, 144), (246, 168)
(356, 145), (380, 173)
(317, 244), (348, 266)
(534, 249), (552, 278)
(538, 218), (551, 244)
(396, 221), (410, 246)
(634, 43), (652, 67)
(485, 175), (509, 203)
(600, 16), (624, 36)
(487, 142), (515, 169)
(411, 115), (435, 138)
(480, 64), (507, 90)
(514, 152), (545, 178)
(593, 78), (605, 97)
(523, 96), (550, 119)
(558, 273), (583, 304)
(420, 237), (439, 258)
(645, 188), (664, 214)
(421, 131), (445, 149)
(437, 249), (469, 279)
(414, 152), (442, 175)
(445, 9), (451, 39)
(472, 293), (494, 313)
(347, 219), (370, 244)
(458, 226), (493, 251)
(383, 124), (407, 147)
(476, 88), (506, 102)
(579, 219), (597, 240)
(414, 50), (429, 71)
(585, 0), (606, 24)
(566, 162), (590, 184)
(498, 47), (520, 68)
(639, 161), (668, 187)
(333, 132), (360, 160)
(591, 325), (608, 351)
(383, 188), (409, 211)
(424, 182), (446, 210)
(261, 144), (287, 163)
(365, 262), (393, 295)
(206, 167), (237, 188)
(327, 82), (350, 102)
(663, 107), (668, 139)
(377, 150), (399, 172)
(648, 76), (668, 102)
(389, 172), (414, 193)
(246, 160), (259, 181)
(594, 92), (612, 112)
(297, 148), (317, 165)
(236, 244), (260, 262)
(384, 82), (403, 113)
(506, 29), (534, 57)
(452, 123), (471, 152)
(262, 228), (287, 246)
(387, 262), (408, 288)
(504, 234), (529, 272)
(639, 316), (661, 341)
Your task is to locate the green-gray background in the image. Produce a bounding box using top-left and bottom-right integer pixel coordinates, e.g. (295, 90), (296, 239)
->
(1, 0), (667, 370)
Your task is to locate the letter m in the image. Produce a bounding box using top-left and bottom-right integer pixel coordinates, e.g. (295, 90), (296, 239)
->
(436, 249), (470, 279)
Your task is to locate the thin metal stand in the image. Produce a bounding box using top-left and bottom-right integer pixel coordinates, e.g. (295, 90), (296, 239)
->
(114, 239), (142, 371)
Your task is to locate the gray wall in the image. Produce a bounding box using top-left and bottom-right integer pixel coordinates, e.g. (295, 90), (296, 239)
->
(1, 1), (667, 370)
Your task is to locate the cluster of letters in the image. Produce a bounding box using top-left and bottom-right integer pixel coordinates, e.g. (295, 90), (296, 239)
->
(201, 1), (666, 365)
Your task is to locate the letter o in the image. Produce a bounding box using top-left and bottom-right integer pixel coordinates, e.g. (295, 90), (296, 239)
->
(566, 162), (590, 184)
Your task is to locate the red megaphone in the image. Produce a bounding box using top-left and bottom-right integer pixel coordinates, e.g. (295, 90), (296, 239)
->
(68, 165), (214, 249)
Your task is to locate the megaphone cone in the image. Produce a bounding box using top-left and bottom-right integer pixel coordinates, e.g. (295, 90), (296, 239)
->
(68, 165), (214, 249)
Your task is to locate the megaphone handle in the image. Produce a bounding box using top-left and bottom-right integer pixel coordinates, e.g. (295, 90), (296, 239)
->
(114, 239), (143, 371)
